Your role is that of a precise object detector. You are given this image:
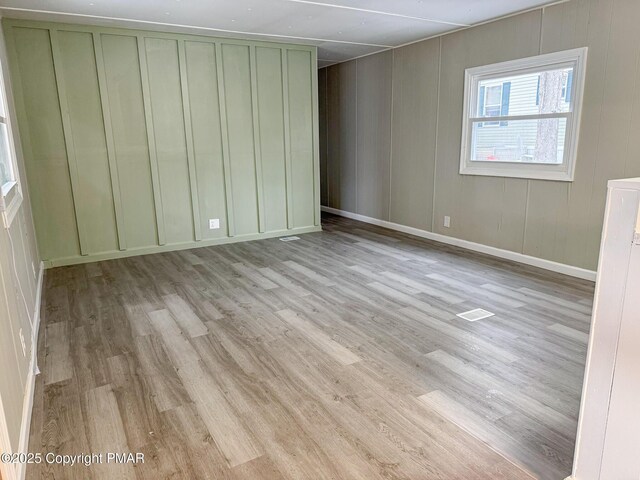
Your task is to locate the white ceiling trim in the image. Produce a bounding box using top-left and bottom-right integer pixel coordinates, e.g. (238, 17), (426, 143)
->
(317, 0), (571, 69)
(283, 0), (469, 27)
(0, 6), (395, 48)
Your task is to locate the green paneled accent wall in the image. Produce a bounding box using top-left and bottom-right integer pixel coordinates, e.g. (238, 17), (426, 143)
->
(101, 33), (160, 250)
(221, 43), (260, 237)
(183, 41), (228, 241)
(10, 27), (80, 261)
(255, 47), (288, 232)
(287, 49), (317, 229)
(3, 19), (320, 267)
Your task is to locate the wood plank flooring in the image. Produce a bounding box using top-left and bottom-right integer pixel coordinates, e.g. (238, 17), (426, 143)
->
(27, 213), (594, 479)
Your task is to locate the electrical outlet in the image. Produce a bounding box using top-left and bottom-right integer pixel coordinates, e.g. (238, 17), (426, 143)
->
(444, 216), (451, 228)
(19, 328), (26, 357)
(209, 218), (220, 230)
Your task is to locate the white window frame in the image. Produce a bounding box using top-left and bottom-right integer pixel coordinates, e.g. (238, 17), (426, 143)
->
(0, 43), (23, 229)
(460, 47), (588, 182)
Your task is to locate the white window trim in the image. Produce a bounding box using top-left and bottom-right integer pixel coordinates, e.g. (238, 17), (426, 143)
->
(0, 37), (23, 229)
(460, 47), (588, 182)
(0, 180), (22, 229)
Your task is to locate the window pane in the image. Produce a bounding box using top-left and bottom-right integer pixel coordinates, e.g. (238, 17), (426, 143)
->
(470, 117), (567, 164)
(477, 67), (573, 117)
(0, 123), (14, 186)
(486, 85), (502, 106)
(485, 105), (500, 118)
(0, 85), (5, 118)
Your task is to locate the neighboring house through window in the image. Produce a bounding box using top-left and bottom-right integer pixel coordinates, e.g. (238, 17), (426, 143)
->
(460, 48), (588, 181)
(478, 81), (511, 127)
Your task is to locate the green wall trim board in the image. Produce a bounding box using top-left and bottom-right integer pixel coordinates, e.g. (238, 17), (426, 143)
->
(3, 18), (320, 267)
(43, 225), (322, 269)
(135, 33), (167, 246)
(92, 31), (127, 251)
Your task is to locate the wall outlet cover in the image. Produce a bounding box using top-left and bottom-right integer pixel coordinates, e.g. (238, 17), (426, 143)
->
(209, 218), (220, 230)
(444, 216), (451, 228)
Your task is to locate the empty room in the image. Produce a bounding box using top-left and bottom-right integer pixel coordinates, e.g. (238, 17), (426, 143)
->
(0, 0), (639, 479)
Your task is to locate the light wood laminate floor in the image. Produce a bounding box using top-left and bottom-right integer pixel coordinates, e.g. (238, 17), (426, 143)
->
(27, 214), (594, 480)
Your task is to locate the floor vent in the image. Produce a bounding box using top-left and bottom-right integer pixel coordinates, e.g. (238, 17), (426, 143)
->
(279, 236), (300, 242)
(456, 308), (495, 322)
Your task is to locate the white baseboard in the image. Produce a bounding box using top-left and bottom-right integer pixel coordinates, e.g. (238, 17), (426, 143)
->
(321, 206), (596, 281)
(15, 261), (43, 480)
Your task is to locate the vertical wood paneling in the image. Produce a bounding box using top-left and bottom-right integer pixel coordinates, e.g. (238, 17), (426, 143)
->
(10, 27), (81, 260)
(327, 61), (357, 213)
(311, 51), (321, 226)
(0, 274), (26, 443)
(177, 39), (202, 241)
(144, 37), (194, 244)
(136, 34), (166, 245)
(281, 49), (294, 229)
(3, 27), (41, 269)
(318, 67), (328, 207)
(92, 32), (127, 250)
(249, 46), (266, 233)
(0, 189), (40, 453)
(255, 46), (287, 232)
(319, 0), (640, 271)
(525, 0), (614, 269)
(0, 214), (30, 391)
(287, 49), (316, 228)
(214, 42), (236, 237)
(49, 29), (89, 255)
(220, 43), (260, 236)
(101, 34), (158, 249)
(356, 51), (392, 221)
(578, 0), (639, 268)
(526, 0), (640, 271)
(5, 20), (319, 265)
(184, 41), (228, 240)
(390, 39), (439, 231)
(56, 30), (120, 255)
(434, 12), (540, 251)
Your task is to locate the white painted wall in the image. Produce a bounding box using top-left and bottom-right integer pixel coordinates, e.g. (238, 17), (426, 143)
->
(572, 177), (640, 480)
(0, 19), (42, 480)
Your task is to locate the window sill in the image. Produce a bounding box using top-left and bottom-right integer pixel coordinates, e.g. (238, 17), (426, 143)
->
(0, 181), (22, 228)
(1, 180), (16, 197)
(460, 163), (574, 182)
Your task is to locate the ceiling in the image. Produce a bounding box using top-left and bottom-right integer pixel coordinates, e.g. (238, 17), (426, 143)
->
(0, 0), (562, 67)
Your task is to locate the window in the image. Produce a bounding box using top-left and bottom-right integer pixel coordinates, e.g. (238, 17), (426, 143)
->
(0, 54), (22, 228)
(460, 48), (587, 181)
(478, 81), (510, 127)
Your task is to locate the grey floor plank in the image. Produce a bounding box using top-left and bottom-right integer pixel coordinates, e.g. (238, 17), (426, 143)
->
(83, 384), (136, 480)
(27, 213), (594, 480)
(162, 294), (209, 338)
